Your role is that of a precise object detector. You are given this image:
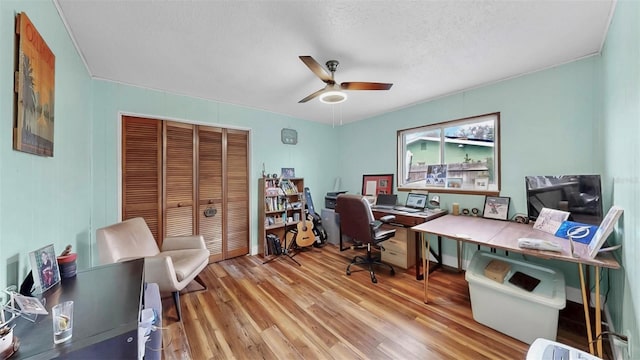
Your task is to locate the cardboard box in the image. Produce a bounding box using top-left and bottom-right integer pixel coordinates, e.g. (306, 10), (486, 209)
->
(484, 259), (510, 283)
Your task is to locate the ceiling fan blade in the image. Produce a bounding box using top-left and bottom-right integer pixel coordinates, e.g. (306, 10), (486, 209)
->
(341, 82), (393, 90)
(299, 56), (332, 83)
(298, 88), (326, 103)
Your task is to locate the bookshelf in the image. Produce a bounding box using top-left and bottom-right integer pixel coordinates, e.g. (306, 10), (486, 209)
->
(258, 177), (305, 257)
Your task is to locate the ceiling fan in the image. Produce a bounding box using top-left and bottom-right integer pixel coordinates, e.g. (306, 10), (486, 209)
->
(298, 55), (393, 104)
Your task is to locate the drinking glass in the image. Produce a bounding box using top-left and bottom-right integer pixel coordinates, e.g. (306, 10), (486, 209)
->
(52, 301), (73, 344)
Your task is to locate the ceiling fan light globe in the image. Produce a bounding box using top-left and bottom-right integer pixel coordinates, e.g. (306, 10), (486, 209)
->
(319, 91), (347, 104)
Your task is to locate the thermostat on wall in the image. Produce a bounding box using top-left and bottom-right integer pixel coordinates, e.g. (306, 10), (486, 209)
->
(281, 128), (298, 145)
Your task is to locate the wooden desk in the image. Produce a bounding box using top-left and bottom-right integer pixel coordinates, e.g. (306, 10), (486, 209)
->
(412, 215), (620, 358)
(371, 208), (447, 278)
(12, 259), (144, 359)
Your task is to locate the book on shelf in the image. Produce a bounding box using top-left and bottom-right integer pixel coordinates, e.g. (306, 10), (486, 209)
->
(280, 179), (299, 194)
(265, 187), (280, 196)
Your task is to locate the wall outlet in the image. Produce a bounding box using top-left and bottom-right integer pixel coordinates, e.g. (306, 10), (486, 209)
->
(613, 330), (633, 360)
(612, 335), (628, 360)
(625, 330), (633, 360)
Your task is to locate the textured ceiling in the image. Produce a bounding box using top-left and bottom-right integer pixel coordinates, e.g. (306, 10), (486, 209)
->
(54, 0), (615, 125)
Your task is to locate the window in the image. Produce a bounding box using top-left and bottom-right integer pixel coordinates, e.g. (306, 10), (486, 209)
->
(397, 112), (500, 194)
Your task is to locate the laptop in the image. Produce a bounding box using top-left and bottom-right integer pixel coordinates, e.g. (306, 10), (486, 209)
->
(372, 194), (397, 209)
(394, 192), (428, 213)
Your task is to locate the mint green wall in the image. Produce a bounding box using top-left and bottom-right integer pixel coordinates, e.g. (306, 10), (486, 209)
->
(0, 1), (93, 293)
(1, 0), (340, 293)
(601, 0), (640, 351)
(1, 0), (637, 349)
(336, 4), (640, 347)
(340, 58), (605, 289)
(335, 58), (603, 307)
(90, 81), (340, 262)
(339, 57), (602, 209)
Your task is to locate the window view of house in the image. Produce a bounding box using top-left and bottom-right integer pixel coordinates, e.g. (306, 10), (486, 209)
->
(398, 113), (499, 193)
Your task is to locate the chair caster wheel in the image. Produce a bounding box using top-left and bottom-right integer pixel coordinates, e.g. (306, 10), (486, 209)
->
(371, 277), (377, 283)
(390, 269), (395, 276)
(346, 270), (351, 276)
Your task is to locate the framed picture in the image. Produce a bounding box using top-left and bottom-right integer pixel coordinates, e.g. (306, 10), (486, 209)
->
(29, 244), (61, 294)
(426, 164), (447, 187)
(475, 177), (489, 190)
(446, 177), (462, 188)
(14, 13), (56, 157)
(14, 294), (48, 315)
(482, 196), (510, 221)
(362, 174), (394, 196)
(280, 167), (295, 178)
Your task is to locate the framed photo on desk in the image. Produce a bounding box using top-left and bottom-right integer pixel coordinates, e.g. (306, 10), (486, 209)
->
(482, 196), (510, 220)
(29, 244), (61, 294)
(362, 174), (394, 195)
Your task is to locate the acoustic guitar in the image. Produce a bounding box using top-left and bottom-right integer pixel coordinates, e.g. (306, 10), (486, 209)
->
(295, 194), (315, 247)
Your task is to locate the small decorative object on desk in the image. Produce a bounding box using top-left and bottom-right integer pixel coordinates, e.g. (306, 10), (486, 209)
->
(29, 244), (61, 294)
(14, 295), (47, 315)
(482, 196), (510, 221)
(57, 245), (77, 279)
(0, 324), (19, 360)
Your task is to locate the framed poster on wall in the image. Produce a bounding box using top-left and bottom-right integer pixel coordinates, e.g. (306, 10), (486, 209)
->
(362, 174), (394, 196)
(14, 12), (56, 157)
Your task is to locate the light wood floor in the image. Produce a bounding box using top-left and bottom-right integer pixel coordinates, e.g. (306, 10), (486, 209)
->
(159, 244), (605, 360)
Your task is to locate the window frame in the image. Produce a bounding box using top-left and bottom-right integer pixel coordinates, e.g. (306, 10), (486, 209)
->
(396, 112), (501, 195)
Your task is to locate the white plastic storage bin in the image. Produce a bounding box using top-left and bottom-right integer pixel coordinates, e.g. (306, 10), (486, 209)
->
(465, 251), (566, 344)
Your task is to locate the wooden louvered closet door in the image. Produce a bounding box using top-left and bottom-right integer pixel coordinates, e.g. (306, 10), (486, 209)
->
(121, 116), (248, 261)
(198, 127), (223, 262)
(122, 116), (163, 241)
(164, 121), (196, 238)
(225, 129), (249, 258)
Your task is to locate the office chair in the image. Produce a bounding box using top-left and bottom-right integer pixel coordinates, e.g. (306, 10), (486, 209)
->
(335, 194), (396, 283)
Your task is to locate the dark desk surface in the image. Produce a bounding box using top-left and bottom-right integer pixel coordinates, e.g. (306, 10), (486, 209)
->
(13, 259), (144, 359)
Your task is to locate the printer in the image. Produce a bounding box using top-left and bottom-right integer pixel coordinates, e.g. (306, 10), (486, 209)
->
(324, 191), (347, 209)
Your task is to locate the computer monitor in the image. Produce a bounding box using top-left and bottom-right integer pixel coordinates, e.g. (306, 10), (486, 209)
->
(405, 192), (428, 209)
(375, 194), (397, 207)
(525, 175), (603, 225)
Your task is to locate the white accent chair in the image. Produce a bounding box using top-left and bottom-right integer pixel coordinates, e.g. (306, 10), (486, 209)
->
(96, 217), (209, 321)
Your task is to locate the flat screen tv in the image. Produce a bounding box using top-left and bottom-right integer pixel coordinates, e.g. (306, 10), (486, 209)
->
(525, 175), (603, 226)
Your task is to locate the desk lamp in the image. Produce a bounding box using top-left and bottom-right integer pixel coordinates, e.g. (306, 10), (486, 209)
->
(428, 195), (440, 209)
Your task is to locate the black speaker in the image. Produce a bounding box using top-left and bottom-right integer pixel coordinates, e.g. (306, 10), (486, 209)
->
(19, 271), (34, 296)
